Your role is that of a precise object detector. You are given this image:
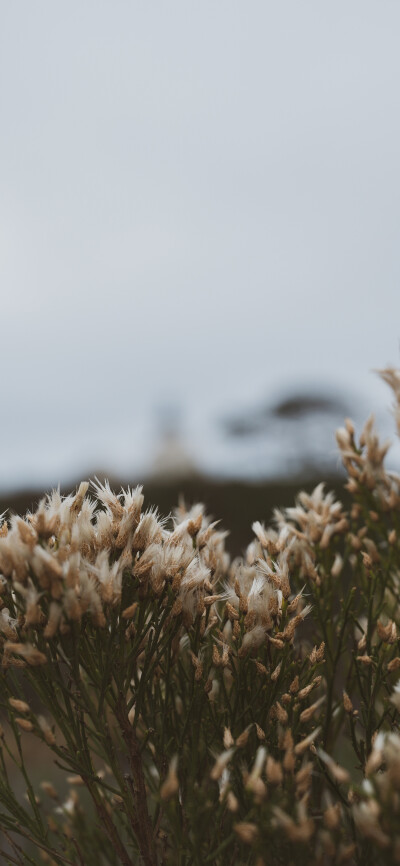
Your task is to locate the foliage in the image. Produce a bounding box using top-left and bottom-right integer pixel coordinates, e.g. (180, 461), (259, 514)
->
(1, 369), (400, 864)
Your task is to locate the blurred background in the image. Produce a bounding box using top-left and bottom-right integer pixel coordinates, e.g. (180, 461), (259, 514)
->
(1, 1), (400, 536)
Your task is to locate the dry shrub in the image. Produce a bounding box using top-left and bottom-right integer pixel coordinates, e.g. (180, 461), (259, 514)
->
(0, 369), (400, 864)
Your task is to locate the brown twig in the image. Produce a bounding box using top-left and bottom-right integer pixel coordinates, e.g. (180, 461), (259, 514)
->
(115, 694), (158, 866)
(86, 782), (135, 866)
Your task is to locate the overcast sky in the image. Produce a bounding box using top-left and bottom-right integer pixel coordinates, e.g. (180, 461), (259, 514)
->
(1, 1), (400, 488)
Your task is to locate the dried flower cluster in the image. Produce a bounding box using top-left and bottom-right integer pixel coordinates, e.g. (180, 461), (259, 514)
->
(1, 369), (400, 864)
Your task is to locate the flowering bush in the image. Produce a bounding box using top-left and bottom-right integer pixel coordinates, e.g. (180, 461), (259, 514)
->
(1, 369), (400, 865)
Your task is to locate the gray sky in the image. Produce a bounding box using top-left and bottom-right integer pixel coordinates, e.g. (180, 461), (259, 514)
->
(1, 1), (400, 487)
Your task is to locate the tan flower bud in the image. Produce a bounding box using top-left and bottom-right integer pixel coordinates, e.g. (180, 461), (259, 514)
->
(122, 602), (138, 620)
(357, 655), (373, 666)
(266, 756), (283, 784)
(41, 782), (58, 799)
(9, 698), (30, 714)
(210, 749), (235, 780)
(255, 723), (265, 741)
(343, 691), (353, 713)
(187, 513), (202, 537)
(160, 756), (179, 800)
(268, 635), (285, 649)
(234, 822), (258, 844)
(283, 747), (295, 773)
(331, 554), (343, 578)
(225, 602), (239, 621)
(38, 716), (56, 745)
(212, 645), (221, 666)
(377, 620), (397, 644)
(232, 620), (241, 639)
(236, 727), (250, 748)
(300, 698), (324, 724)
(298, 683), (315, 701)
(16, 717), (33, 732)
(357, 633), (367, 652)
(274, 703), (288, 725)
(295, 762), (313, 795)
(309, 641), (325, 665)
(271, 661), (282, 682)
(294, 728), (321, 756)
(226, 791), (239, 812)
(254, 660), (268, 676)
(223, 727), (234, 749)
(324, 803), (341, 830)
(365, 748), (383, 777)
